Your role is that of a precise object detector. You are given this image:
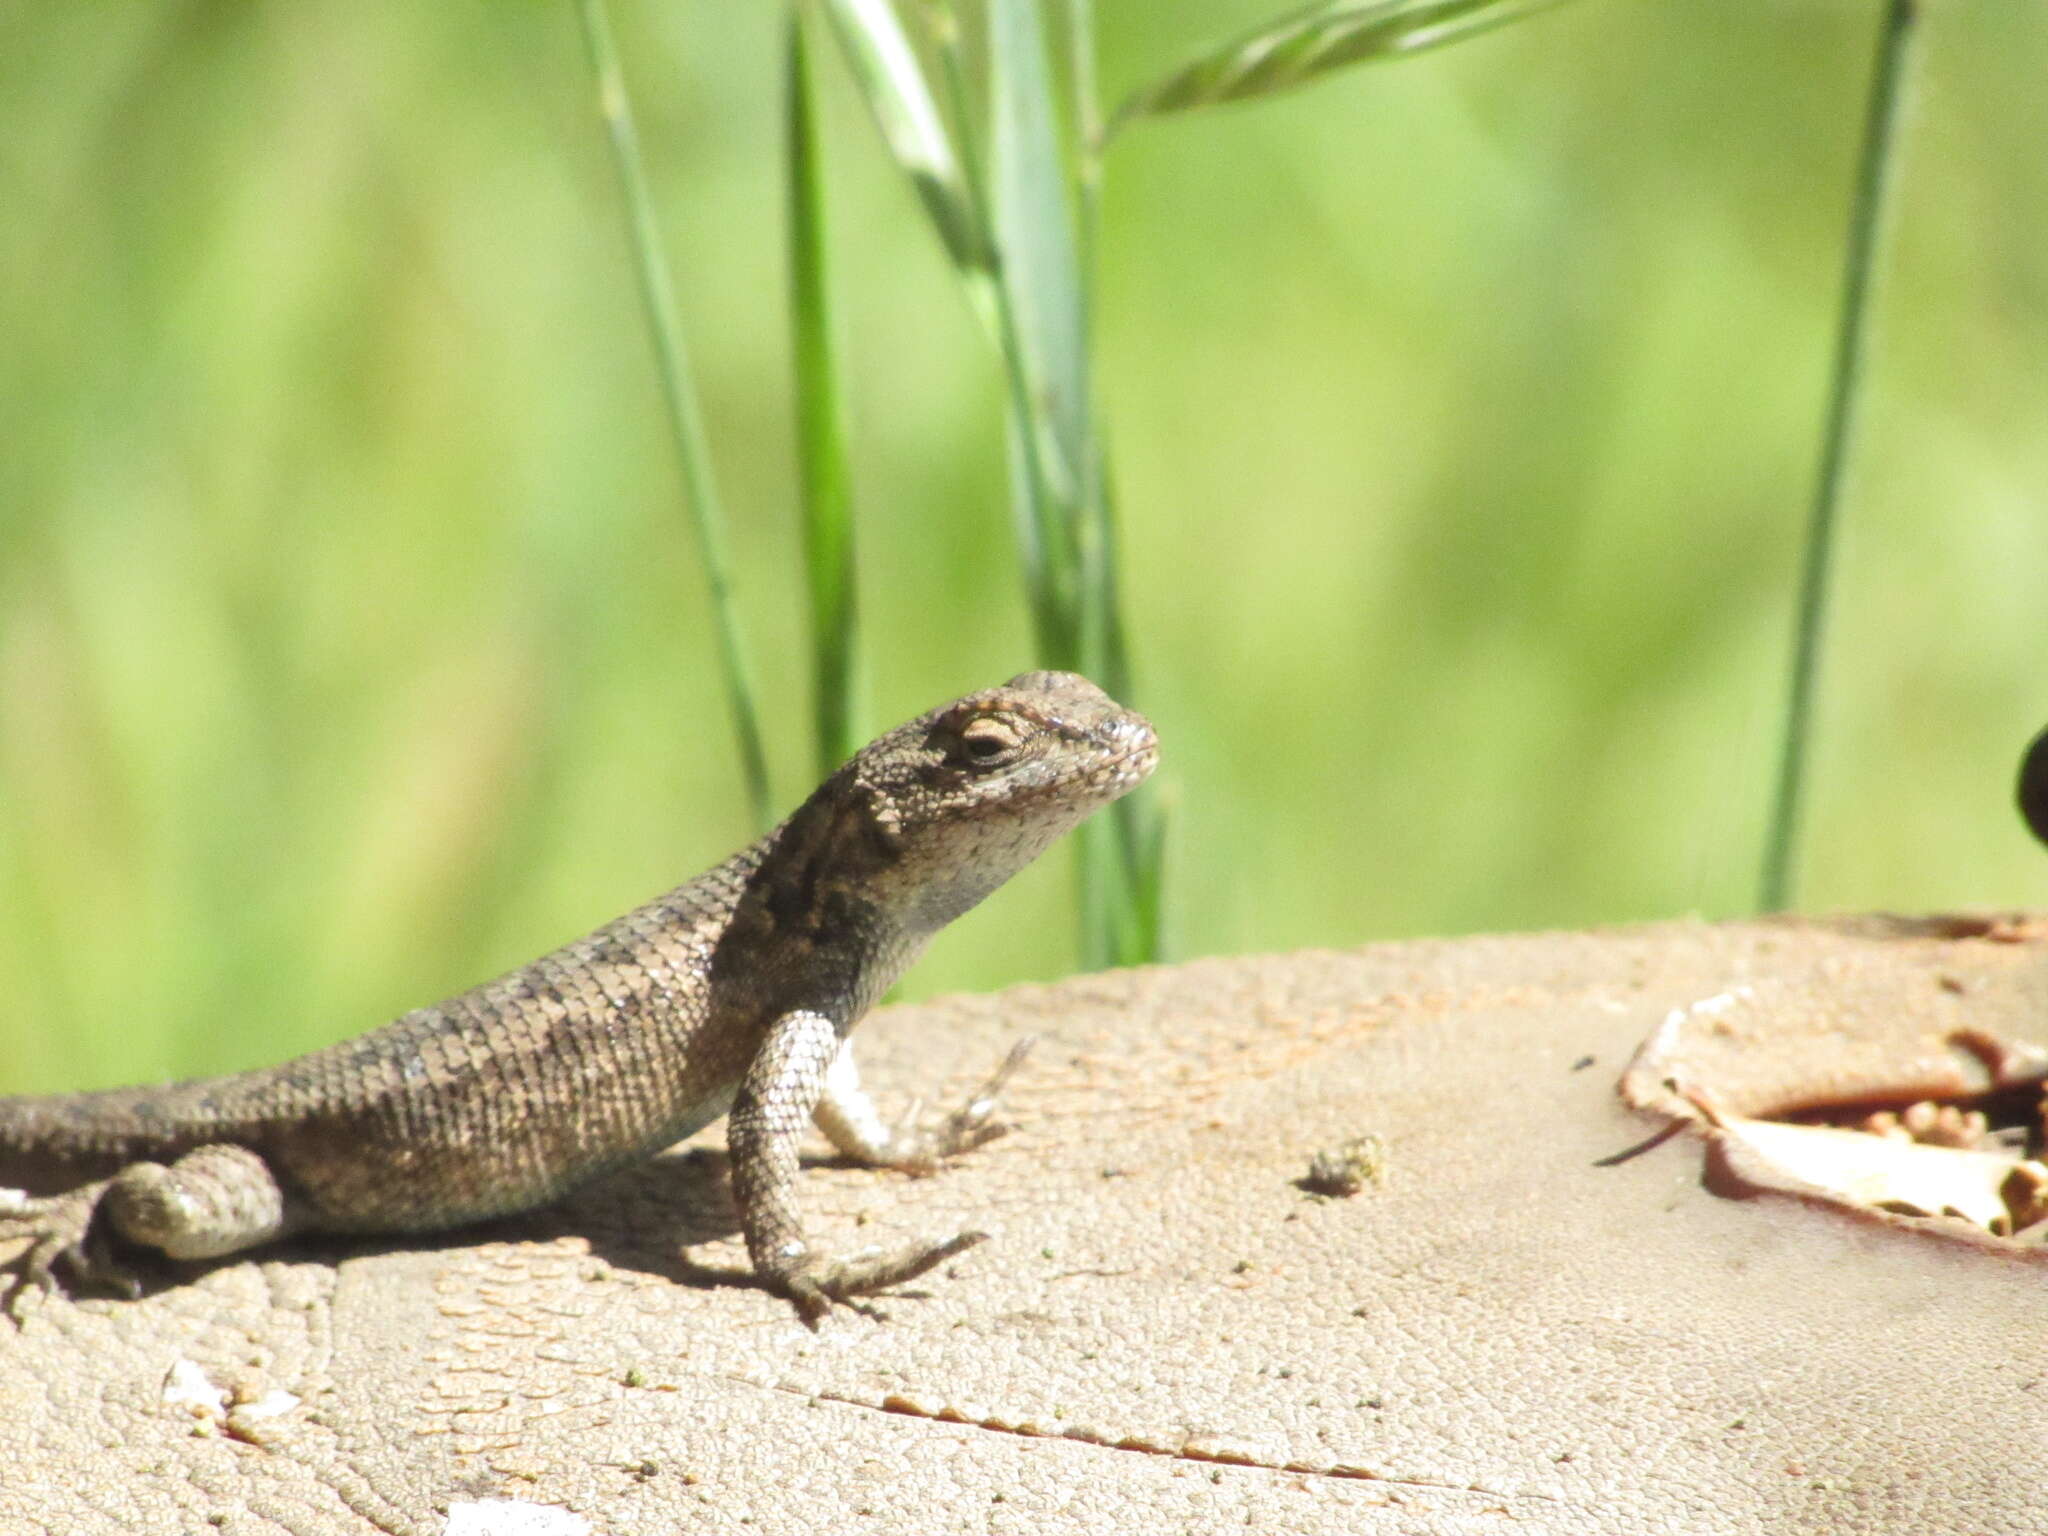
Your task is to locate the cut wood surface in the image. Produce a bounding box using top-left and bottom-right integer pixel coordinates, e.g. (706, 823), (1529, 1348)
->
(3, 915), (2043, 1535)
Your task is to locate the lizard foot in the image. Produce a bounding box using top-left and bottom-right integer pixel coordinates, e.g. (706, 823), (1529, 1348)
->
(887, 1038), (1035, 1174)
(0, 1182), (138, 1317)
(778, 1230), (989, 1328)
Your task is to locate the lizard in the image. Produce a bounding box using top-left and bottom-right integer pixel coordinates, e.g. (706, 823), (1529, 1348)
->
(0, 670), (1157, 1324)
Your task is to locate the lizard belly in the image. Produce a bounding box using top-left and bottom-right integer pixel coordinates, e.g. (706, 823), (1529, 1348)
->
(268, 1079), (739, 1233)
(245, 982), (748, 1234)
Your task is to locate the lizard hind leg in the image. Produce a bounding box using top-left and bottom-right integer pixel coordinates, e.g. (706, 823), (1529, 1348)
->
(103, 1143), (300, 1261)
(1, 1144), (300, 1314)
(813, 1035), (1034, 1174)
(0, 1179), (131, 1314)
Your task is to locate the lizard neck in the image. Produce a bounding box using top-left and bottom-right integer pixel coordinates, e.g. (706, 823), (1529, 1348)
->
(709, 786), (921, 1029)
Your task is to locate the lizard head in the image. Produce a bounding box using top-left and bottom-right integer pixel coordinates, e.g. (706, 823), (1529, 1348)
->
(844, 670), (1159, 934)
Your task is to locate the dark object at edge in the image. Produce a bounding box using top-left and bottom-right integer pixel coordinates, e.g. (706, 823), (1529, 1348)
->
(2020, 725), (2048, 850)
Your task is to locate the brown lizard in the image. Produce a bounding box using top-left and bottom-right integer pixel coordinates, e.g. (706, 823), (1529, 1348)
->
(0, 671), (1157, 1323)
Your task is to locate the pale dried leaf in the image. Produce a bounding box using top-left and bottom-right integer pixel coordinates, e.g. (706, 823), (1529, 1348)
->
(1705, 1107), (2022, 1234)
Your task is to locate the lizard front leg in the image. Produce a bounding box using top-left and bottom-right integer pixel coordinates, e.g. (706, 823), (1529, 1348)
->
(729, 1011), (992, 1325)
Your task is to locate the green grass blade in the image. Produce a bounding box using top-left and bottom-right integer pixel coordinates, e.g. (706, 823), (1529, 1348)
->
(987, 0), (1101, 967)
(986, 0), (1088, 679)
(819, 0), (991, 279)
(823, 0), (1162, 967)
(1110, 0), (1579, 132)
(1091, 442), (1163, 964)
(929, 8), (1076, 666)
(1122, 775), (1168, 958)
(1065, 1), (1162, 965)
(999, 407), (1067, 663)
(574, 0), (773, 829)
(1759, 0), (1921, 912)
(787, 7), (861, 779)
(988, 0), (1164, 968)
(991, 0), (1089, 509)
(1066, 0), (1103, 255)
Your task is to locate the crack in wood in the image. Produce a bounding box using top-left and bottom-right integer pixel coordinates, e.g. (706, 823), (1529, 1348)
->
(736, 1377), (1561, 1505)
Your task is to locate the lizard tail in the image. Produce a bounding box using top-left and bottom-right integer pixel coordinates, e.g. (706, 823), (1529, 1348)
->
(0, 1081), (231, 1194)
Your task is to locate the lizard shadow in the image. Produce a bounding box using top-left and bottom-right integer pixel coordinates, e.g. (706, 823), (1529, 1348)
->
(489, 1144), (750, 1287)
(493, 1144), (944, 1298)
(83, 1145), (749, 1303)
(74, 1143), (907, 1305)
(295, 1144), (756, 1293)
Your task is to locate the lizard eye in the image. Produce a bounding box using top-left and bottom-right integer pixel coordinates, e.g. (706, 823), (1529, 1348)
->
(956, 718), (1023, 767)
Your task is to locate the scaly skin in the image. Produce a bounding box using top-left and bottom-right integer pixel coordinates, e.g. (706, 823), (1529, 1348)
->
(0, 671), (1158, 1324)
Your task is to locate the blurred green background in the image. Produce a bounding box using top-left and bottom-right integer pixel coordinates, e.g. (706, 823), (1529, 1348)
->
(3, 2), (2045, 1093)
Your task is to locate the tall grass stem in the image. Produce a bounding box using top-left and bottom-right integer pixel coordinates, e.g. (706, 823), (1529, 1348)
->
(931, 7), (1076, 667)
(575, 0), (774, 830)
(787, 7), (861, 778)
(1760, 0), (1920, 912)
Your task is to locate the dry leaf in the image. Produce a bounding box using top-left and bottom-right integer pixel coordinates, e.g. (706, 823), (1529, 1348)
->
(1689, 1093), (2028, 1234)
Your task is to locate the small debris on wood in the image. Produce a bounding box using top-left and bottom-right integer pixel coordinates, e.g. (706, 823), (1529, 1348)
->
(1856, 1100), (1992, 1151)
(161, 1360), (229, 1421)
(443, 1501), (593, 1536)
(2005, 1160), (2048, 1232)
(1300, 1134), (1387, 1197)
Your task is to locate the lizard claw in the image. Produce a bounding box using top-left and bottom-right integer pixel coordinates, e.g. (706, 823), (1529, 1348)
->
(777, 1231), (990, 1329)
(888, 1038), (1036, 1173)
(0, 1181), (135, 1318)
(934, 1037), (1033, 1156)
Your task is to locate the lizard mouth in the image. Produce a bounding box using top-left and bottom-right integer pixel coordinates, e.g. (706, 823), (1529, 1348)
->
(1111, 739), (1160, 782)
(958, 730), (1155, 818)
(1073, 725), (1160, 799)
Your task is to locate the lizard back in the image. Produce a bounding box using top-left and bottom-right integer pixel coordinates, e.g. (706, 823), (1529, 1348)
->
(0, 843), (768, 1228)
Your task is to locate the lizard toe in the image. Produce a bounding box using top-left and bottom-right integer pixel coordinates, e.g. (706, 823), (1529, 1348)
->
(1, 1224), (79, 1319)
(782, 1272), (882, 1329)
(770, 1231), (988, 1326)
(0, 1181), (140, 1313)
(926, 1037), (1033, 1159)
